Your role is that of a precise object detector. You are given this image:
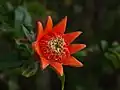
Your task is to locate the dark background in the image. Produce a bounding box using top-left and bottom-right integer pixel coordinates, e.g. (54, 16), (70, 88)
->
(0, 0), (120, 90)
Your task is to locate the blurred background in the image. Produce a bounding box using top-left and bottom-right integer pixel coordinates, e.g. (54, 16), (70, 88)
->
(0, 0), (120, 90)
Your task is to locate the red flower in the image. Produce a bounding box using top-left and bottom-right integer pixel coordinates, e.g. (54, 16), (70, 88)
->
(32, 16), (86, 76)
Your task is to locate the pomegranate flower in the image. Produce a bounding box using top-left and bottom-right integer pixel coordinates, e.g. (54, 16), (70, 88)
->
(32, 16), (86, 76)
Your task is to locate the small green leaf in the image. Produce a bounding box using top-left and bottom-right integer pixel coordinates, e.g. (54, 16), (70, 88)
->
(21, 25), (35, 42)
(14, 6), (32, 27)
(87, 44), (100, 52)
(21, 61), (39, 78)
(113, 46), (120, 53)
(14, 6), (32, 38)
(6, 2), (14, 11)
(14, 6), (24, 28)
(100, 40), (108, 51)
(112, 41), (119, 47)
(74, 50), (87, 57)
(104, 49), (120, 69)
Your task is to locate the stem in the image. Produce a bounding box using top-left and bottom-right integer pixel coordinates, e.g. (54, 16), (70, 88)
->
(61, 76), (65, 90)
(59, 74), (65, 90)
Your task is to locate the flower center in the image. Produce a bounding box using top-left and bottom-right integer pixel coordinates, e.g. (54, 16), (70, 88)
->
(48, 37), (65, 55)
(39, 32), (70, 63)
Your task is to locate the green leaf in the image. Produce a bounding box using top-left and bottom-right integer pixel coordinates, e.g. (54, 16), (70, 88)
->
(8, 75), (19, 90)
(100, 40), (108, 51)
(112, 46), (120, 53)
(14, 6), (32, 37)
(6, 2), (14, 11)
(112, 41), (119, 47)
(59, 74), (65, 90)
(21, 25), (35, 42)
(74, 50), (87, 57)
(104, 49), (120, 69)
(21, 61), (39, 78)
(87, 44), (100, 52)
(14, 6), (32, 27)
(15, 39), (32, 54)
(14, 6), (24, 28)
